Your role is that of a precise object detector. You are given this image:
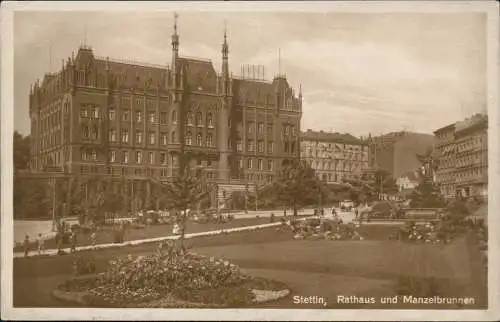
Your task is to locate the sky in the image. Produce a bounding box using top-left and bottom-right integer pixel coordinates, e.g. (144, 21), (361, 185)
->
(13, 10), (487, 137)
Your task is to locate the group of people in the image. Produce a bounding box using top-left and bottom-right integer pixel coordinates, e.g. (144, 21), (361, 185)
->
(22, 221), (99, 257)
(22, 233), (46, 257)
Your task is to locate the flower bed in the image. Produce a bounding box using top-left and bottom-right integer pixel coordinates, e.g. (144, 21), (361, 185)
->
(53, 248), (289, 308)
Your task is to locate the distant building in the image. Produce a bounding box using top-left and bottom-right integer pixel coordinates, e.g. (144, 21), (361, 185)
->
(27, 16), (302, 210)
(300, 130), (369, 183)
(396, 170), (420, 191)
(368, 131), (435, 179)
(434, 114), (488, 200)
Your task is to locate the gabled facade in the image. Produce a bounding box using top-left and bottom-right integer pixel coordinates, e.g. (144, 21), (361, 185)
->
(28, 16), (302, 190)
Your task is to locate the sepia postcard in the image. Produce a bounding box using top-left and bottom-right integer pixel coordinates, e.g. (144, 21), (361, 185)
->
(1, 1), (499, 321)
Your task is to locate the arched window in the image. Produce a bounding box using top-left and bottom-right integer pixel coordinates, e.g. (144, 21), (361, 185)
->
(196, 133), (202, 146)
(186, 111), (193, 126)
(185, 131), (192, 145)
(171, 131), (176, 143)
(207, 134), (213, 147)
(196, 112), (203, 126)
(171, 110), (177, 123)
(82, 125), (89, 138)
(207, 112), (213, 127)
(91, 125), (99, 139)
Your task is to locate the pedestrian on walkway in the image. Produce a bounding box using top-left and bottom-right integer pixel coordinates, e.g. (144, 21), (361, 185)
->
(23, 234), (30, 257)
(37, 233), (45, 255)
(89, 231), (97, 250)
(70, 231), (77, 253)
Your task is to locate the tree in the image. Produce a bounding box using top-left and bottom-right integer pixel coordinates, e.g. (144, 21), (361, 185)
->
(161, 166), (209, 251)
(13, 131), (30, 171)
(14, 177), (51, 219)
(272, 160), (322, 216)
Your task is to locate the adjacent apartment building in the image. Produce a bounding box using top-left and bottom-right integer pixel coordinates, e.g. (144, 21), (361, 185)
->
(434, 113), (488, 200)
(28, 17), (302, 190)
(300, 130), (369, 184)
(368, 131), (435, 179)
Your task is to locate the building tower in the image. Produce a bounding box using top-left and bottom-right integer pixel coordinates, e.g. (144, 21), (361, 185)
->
(218, 24), (232, 181)
(171, 12), (179, 89)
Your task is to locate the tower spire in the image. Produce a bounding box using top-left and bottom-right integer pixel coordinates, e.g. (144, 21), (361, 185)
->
(48, 40), (52, 73)
(278, 48), (281, 77)
(221, 20), (230, 95)
(171, 12), (180, 88)
(174, 12), (178, 35)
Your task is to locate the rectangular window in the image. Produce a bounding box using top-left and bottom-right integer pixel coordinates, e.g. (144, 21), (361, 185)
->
(149, 132), (156, 145)
(149, 152), (154, 164)
(258, 159), (263, 170)
(110, 151), (116, 162)
(237, 139), (243, 152)
(258, 140), (264, 153)
(136, 131), (143, 144)
(122, 110), (129, 121)
(160, 112), (167, 124)
(248, 122), (255, 134)
(92, 106), (99, 118)
(258, 122), (264, 133)
(136, 151), (142, 163)
(160, 152), (167, 165)
(161, 133), (168, 145)
(80, 107), (88, 118)
(123, 151), (129, 163)
(149, 111), (156, 124)
(268, 141), (274, 153)
(247, 158), (253, 169)
(108, 109), (115, 121)
(109, 129), (116, 142)
(81, 151), (87, 161)
(121, 129), (129, 143)
(136, 111), (142, 122)
(268, 160), (274, 170)
(247, 140), (255, 152)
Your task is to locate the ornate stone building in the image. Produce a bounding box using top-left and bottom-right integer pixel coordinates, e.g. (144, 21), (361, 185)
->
(434, 114), (488, 200)
(300, 130), (369, 183)
(28, 16), (302, 209)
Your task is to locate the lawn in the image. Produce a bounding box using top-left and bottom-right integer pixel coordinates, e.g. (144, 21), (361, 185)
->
(13, 224), (487, 309)
(14, 216), (276, 252)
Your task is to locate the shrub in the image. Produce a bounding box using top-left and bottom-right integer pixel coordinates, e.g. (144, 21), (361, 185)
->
(94, 252), (245, 304)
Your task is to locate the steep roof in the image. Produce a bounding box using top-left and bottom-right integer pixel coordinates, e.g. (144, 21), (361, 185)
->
(94, 58), (168, 89)
(301, 130), (365, 145)
(177, 57), (217, 92)
(233, 78), (276, 105)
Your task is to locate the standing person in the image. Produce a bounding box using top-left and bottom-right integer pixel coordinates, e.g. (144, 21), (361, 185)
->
(70, 231), (77, 253)
(23, 234), (30, 257)
(89, 231), (97, 250)
(37, 233), (45, 255)
(56, 230), (64, 255)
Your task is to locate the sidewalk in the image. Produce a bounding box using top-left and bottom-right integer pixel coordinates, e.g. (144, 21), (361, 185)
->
(14, 221), (286, 259)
